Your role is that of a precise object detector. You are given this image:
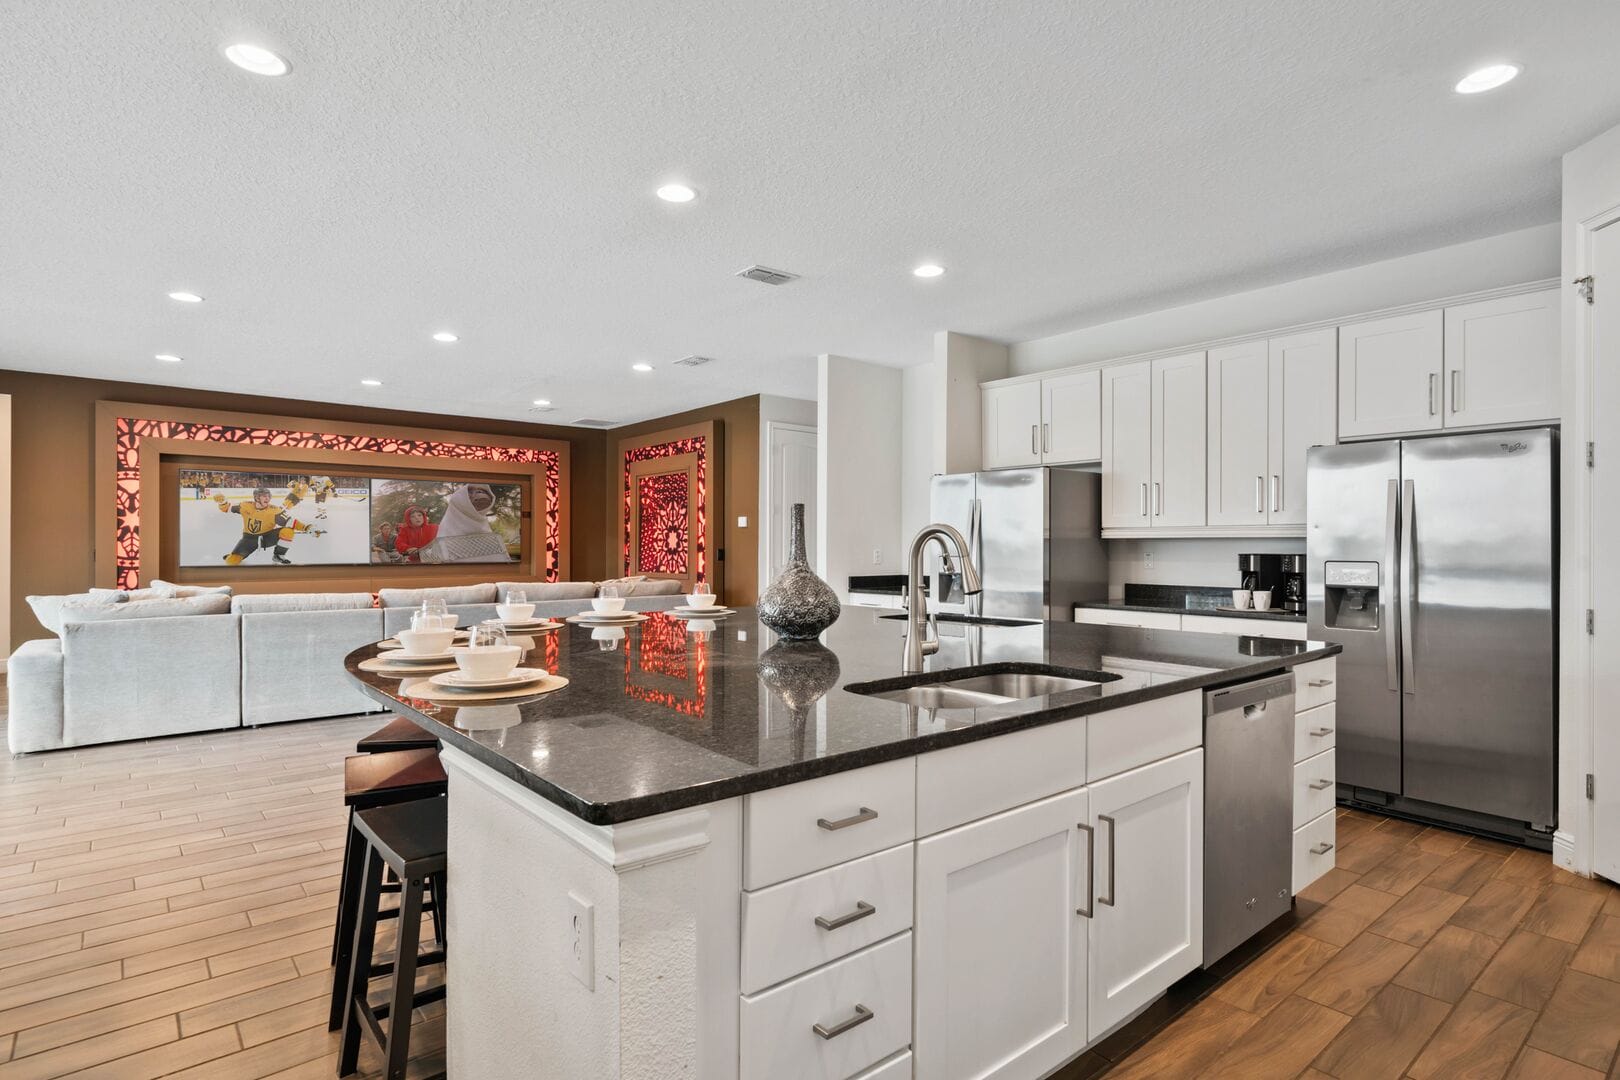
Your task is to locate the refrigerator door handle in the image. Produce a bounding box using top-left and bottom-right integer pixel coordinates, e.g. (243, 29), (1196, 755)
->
(968, 497), (983, 618)
(1400, 479), (1416, 694)
(1384, 479), (1400, 692)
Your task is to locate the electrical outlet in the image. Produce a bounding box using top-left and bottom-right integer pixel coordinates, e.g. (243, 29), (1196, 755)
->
(1143, 549), (1155, 569)
(872, 547), (882, 565)
(567, 891), (594, 990)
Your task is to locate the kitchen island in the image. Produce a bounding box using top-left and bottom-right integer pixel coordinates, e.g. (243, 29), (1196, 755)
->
(346, 608), (1341, 1080)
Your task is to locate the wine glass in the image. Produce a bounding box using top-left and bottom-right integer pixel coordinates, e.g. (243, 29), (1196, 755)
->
(469, 621), (509, 650)
(506, 588), (527, 605)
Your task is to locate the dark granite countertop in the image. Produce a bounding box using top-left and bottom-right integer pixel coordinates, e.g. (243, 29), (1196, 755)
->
(344, 607), (1338, 825)
(1075, 599), (1307, 624)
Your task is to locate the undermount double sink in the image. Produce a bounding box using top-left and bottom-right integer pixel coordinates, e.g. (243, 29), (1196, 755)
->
(847, 663), (1118, 710)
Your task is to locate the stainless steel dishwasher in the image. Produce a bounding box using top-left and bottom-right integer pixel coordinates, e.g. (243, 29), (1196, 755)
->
(1203, 672), (1296, 966)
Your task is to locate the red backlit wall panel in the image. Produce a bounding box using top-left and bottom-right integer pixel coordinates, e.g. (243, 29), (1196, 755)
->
(622, 435), (706, 582)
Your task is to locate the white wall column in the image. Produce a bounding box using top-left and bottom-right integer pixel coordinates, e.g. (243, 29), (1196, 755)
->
(817, 355), (903, 601)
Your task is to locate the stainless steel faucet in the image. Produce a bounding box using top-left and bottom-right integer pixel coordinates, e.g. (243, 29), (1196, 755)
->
(904, 523), (982, 673)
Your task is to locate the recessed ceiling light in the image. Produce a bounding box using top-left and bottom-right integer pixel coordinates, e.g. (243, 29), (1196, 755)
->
(656, 184), (697, 203)
(532, 398), (552, 407)
(360, 378), (383, 387)
(913, 263), (945, 279)
(631, 363), (654, 373)
(155, 353), (182, 363)
(223, 43), (290, 77)
(431, 331), (458, 343)
(167, 291), (204, 303)
(1455, 63), (1520, 94)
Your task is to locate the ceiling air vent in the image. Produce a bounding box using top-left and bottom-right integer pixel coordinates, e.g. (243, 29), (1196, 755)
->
(673, 355), (715, 368)
(735, 265), (799, 286)
(572, 417), (615, 428)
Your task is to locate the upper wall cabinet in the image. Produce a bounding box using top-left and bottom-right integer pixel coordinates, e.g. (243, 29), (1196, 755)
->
(982, 371), (1102, 469)
(1102, 354), (1206, 529)
(1443, 289), (1560, 430)
(1270, 328), (1338, 526)
(1337, 310), (1444, 438)
(1101, 362), (1154, 528)
(1206, 340), (1271, 528)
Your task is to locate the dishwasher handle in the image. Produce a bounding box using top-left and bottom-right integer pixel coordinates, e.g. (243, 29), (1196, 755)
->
(1204, 672), (1296, 716)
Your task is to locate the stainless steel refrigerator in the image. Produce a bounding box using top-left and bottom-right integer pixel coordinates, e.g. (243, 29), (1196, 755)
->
(928, 467), (1107, 621)
(1306, 429), (1557, 831)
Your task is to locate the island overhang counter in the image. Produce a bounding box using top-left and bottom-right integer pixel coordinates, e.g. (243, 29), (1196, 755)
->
(345, 607), (1341, 1080)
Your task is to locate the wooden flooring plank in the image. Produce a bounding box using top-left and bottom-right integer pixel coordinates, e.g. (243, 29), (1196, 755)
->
(1474, 930), (1580, 1010)
(1408, 989), (1538, 1080)
(1297, 932), (1420, 1015)
(1393, 923), (1504, 1003)
(1523, 970), (1620, 1072)
(1298, 884), (1401, 947)
(1210, 932), (1339, 1016)
(1202, 995), (1351, 1079)
(1507, 1046), (1607, 1078)
(1310, 982), (1450, 1079)
(1571, 914), (1620, 981)
(0, 1015), (176, 1079)
(1522, 884), (1608, 945)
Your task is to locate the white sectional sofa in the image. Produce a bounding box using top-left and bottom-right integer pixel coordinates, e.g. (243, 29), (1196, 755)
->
(8, 577), (687, 754)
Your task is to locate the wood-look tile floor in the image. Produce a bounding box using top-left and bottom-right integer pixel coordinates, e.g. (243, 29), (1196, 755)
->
(1103, 808), (1620, 1080)
(0, 690), (444, 1079)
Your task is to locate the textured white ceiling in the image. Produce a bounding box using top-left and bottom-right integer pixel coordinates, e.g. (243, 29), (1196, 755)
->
(3, 1), (1618, 425)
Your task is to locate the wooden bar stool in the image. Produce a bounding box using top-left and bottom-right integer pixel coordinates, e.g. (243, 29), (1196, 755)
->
(331, 749), (446, 968)
(356, 714), (439, 754)
(338, 798), (448, 1080)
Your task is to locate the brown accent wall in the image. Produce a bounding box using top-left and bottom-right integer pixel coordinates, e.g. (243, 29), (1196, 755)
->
(608, 396), (761, 606)
(0, 370), (610, 642)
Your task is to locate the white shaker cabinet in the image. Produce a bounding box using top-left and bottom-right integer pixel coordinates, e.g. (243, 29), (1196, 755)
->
(981, 381), (1043, 469)
(1443, 288), (1560, 429)
(1338, 310), (1444, 438)
(1151, 352), (1208, 527)
(1100, 361), (1154, 528)
(1042, 369), (1103, 464)
(913, 787), (1091, 1080)
(1085, 749), (1204, 1036)
(1206, 340), (1272, 528)
(1269, 328), (1338, 526)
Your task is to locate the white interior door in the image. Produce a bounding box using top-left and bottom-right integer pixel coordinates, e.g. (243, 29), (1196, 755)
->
(767, 423), (818, 580)
(914, 787), (1090, 1080)
(1592, 219), (1620, 884)
(1206, 341), (1270, 528)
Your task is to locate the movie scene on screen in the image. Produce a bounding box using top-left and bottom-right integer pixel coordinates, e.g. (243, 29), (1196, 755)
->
(177, 469), (372, 566)
(368, 479), (522, 565)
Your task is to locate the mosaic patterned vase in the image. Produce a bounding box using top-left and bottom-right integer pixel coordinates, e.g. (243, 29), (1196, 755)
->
(758, 503), (840, 640)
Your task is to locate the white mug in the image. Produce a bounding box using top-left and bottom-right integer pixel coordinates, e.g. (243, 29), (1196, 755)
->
(1253, 590), (1273, 611)
(1232, 589), (1252, 609)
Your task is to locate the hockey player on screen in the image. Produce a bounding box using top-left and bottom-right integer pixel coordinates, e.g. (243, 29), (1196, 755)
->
(282, 476), (311, 511)
(310, 475), (336, 519)
(216, 487), (325, 565)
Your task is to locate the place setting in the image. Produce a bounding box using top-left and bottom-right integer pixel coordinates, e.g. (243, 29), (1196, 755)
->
(417, 623), (567, 702)
(563, 588), (649, 626)
(490, 591), (564, 634)
(667, 589), (736, 619)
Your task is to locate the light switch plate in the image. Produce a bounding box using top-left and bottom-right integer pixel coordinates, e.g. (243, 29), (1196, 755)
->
(737, 515), (749, 528)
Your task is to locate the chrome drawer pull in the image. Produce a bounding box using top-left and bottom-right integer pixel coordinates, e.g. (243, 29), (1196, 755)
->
(1308, 679), (1334, 688)
(817, 807), (877, 831)
(1310, 727), (1335, 737)
(813, 1004), (873, 1040)
(1309, 779), (1333, 791)
(815, 901), (876, 931)
(1310, 841), (1335, 855)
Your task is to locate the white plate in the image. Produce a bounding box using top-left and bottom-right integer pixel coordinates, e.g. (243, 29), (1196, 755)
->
(428, 667), (550, 691)
(498, 620), (562, 632)
(567, 611), (648, 625)
(670, 606), (734, 617)
(383, 649), (460, 663)
(380, 630), (470, 650)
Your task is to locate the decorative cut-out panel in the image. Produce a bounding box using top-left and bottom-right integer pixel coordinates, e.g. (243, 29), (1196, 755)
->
(622, 435), (706, 582)
(113, 416), (562, 589)
(636, 471), (690, 575)
(624, 611), (707, 718)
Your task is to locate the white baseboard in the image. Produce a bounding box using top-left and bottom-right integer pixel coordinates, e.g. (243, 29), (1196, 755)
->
(1553, 829), (1582, 875)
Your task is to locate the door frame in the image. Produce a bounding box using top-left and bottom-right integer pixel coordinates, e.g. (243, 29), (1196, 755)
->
(762, 420), (817, 585)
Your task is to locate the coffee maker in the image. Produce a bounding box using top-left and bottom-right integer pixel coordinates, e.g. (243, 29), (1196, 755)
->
(1238, 553), (1306, 615)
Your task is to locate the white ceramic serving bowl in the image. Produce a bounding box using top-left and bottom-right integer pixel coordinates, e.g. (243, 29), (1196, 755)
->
(591, 596), (627, 615)
(455, 644), (522, 681)
(686, 592), (717, 610)
(396, 627), (454, 656)
(496, 602), (536, 623)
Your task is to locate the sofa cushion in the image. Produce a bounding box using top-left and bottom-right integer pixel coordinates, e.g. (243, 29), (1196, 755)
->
(496, 581), (597, 603)
(596, 575), (647, 587)
(151, 580), (234, 599)
(618, 578), (684, 597)
(377, 584), (498, 608)
(61, 595), (233, 623)
(232, 592), (375, 614)
(26, 591), (124, 636)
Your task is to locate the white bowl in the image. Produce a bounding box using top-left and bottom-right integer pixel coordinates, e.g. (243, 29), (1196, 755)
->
(591, 596), (627, 615)
(686, 593), (717, 610)
(455, 644), (522, 681)
(397, 628), (454, 656)
(497, 602), (537, 623)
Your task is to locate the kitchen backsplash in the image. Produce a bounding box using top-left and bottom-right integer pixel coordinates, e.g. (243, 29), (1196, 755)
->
(1105, 537), (1305, 597)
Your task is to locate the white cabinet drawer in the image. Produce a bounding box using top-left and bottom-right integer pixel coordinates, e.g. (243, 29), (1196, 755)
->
(1075, 608), (1182, 631)
(740, 932), (913, 1080)
(916, 716), (1086, 836)
(1293, 702), (1337, 763)
(1088, 691), (1201, 783)
(1293, 749), (1336, 829)
(853, 1050), (912, 1079)
(1179, 614), (1308, 641)
(1294, 658), (1337, 711)
(745, 758), (916, 889)
(1293, 810), (1337, 894)
(849, 592), (903, 609)
(741, 843), (914, 994)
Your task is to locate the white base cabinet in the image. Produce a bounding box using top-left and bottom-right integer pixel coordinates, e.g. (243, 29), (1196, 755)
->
(914, 788), (1091, 1080)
